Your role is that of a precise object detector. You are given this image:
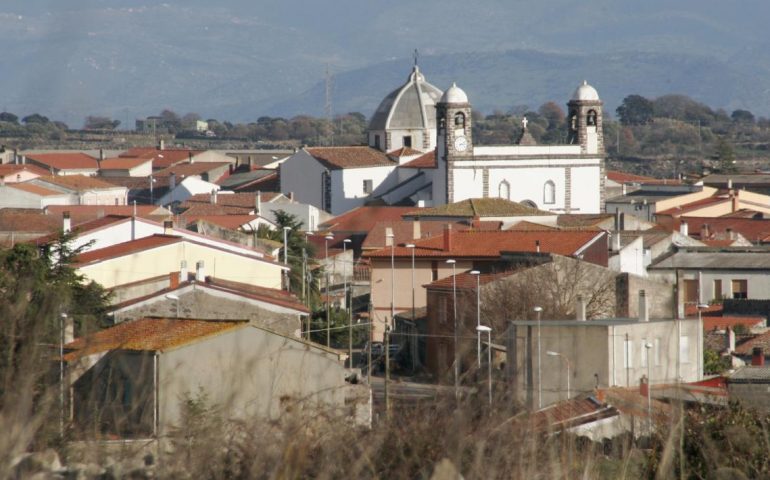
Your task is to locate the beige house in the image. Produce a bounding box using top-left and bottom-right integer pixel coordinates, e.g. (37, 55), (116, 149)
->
(74, 234), (287, 290)
(65, 318), (369, 438)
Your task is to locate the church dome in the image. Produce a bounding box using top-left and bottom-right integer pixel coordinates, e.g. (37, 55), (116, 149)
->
(571, 80), (600, 101)
(368, 66), (444, 131)
(440, 82), (469, 104)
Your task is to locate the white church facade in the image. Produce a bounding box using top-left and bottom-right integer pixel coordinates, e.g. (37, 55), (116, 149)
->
(280, 66), (604, 216)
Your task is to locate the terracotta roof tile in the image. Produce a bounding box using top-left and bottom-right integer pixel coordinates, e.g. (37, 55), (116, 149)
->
(184, 191), (279, 208)
(362, 220), (501, 250)
(25, 153), (98, 171)
(98, 157), (152, 170)
(400, 150), (437, 169)
(44, 205), (171, 223)
(0, 209), (62, 233)
(74, 234), (183, 266)
(556, 214), (614, 228)
(64, 317), (246, 361)
(364, 229), (604, 259)
(37, 175), (122, 191)
(306, 146), (395, 169)
(703, 316), (765, 332)
(154, 162), (230, 179)
(405, 198), (553, 218)
(735, 331), (770, 355)
(205, 277), (310, 313)
(320, 206), (418, 233)
(0, 164), (50, 178)
(178, 204), (253, 217)
(387, 147), (423, 157)
(9, 183), (62, 197)
(184, 214), (261, 230)
(606, 170), (657, 183)
(682, 217), (770, 244)
(425, 270), (517, 290)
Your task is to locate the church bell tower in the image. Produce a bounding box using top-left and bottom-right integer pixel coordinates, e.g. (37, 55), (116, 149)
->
(436, 82), (472, 204)
(567, 80), (604, 155)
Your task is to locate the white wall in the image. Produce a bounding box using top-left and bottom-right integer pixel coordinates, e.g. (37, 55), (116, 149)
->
(280, 150), (326, 212)
(334, 165), (398, 215)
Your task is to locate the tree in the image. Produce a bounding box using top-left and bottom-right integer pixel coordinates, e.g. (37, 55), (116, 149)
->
(616, 95), (654, 125)
(731, 109), (755, 124)
(0, 112), (18, 124)
(22, 113), (50, 125)
(83, 116), (120, 130)
(715, 136), (737, 173)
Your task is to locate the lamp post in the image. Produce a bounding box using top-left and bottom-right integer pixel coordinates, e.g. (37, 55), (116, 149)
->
(283, 226), (291, 291)
(546, 350), (571, 400)
(645, 342), (653, 435)
(343, 238), (352, 366)
(386, 233), (395, 334)
(165, 293), (180, 318)
(470, 270), (481, 367)
(447, 259), (458, 399)
(324, 234), (334, 347)
(406, 243), (417, 371)
(477, 325), (492, 405)
(534, 305), (543, 409)
(59, 312), (67, 437)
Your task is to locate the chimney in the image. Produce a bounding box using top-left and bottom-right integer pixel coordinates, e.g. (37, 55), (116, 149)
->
(195, 260), (205, 282)
(752, 347), (765, 366)
(62, 211), (72, 234)
(169, 271), (180, 289)
(619, 213), (626, 230)
(256, 191), (262, 215)
(727, 327), (736, 354)
(210, 189), (218, 205)
(412, 220), (421, 240)
(640, 375), (649, 397)
(159, 139), (165, 151)
(614, 210), (621, 231)
(612, 232), (621, 251)
(679, 221), (689, 236)
(180, 260), (188, 281)
(189, 152), (194, 164)
(575, 295), (586, 321)
(622, 183), (627, 196)
(727, 178), (733, 190)
(385, 227), (394, 247)
(638, 290), (649, 322)
(163, 220), (174, 235)
(535, 240), (540, 253)
(169, 172), (176, 192)
(732, 195), (739, 212)
(701, 223), (710, 240)
(99, 148), (105, 161)
(443, 224), (452, 251)
(21, 155), (25, 165)
(289, 191), (295, 201)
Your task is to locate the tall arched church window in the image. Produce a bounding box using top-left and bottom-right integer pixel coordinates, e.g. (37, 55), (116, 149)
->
(544, 180), (556, 204)
(454, 112), (466, 128)
(498, 180), (510, 200)
(587, 110), (597, 126)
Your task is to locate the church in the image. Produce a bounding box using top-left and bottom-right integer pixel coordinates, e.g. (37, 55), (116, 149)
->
(280, 66), (604, 215)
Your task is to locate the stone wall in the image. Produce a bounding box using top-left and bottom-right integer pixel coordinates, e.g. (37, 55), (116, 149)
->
(616, 272), (676, 319)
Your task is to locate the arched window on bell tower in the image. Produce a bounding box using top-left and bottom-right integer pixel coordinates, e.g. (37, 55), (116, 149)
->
(498, 180), (510, 200)
(543, 180), (555, 204)
(587, 110), (598, 126)
(454, 112), (466, 129)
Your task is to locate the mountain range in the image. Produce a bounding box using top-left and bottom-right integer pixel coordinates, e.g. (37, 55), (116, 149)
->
(2, 1), (770, 126)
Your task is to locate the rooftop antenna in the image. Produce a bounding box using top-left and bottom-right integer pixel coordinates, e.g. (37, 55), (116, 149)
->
(413, 48), (419, 67)
(324, 64), (334, 146)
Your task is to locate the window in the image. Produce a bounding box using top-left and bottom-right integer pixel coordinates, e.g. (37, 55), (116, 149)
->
(587, 110), (598, 126)
(498, 180), (511, 200)
(623, 339), (634, 368)
(732, 279), (747, 299)
(543, 180), (556, 204)
(374, 134), (381, 150)
(403, 136), (412, 148)
(640, 339), (649, 368)
(363, 179), (373, 195)
(454, 112), (465, 128)
(683, 279), (698, 304)
(679, 336), (690, 363)
(713, 279), (722, 301)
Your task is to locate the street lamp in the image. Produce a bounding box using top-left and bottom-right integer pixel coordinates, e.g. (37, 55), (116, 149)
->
(324, 234), (334, 347)
(59, 312), (67, 437)
(406, 243), (417, 371)
(534, 305), (543, 409)
(645, 341), (653, 435)
(477, 325), (492, 405)
(283, 226), (292, 292)
(165, 293), (180, 318)
(343, 238), (352, 366)
(546, 350), (571, 400)
(470, 270), (481, 367)
(386, 233), (395, 333)
(447, 259), (458, 398)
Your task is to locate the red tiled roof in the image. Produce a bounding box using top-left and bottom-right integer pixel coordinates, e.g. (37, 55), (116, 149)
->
(44, 205), (170, 223)
(178, 204), (253, 217)
(400, 150), (437, 169)
(681, 216), (770, 244)
(735, 331), (770, 355)
(306, 146), (395, 169)
(526, 395), (619, 432)
(32, 215), (131, 244)
(120, 148), (203, 169)
(9, 183), (62, 197)
(0, 209), (62, 233)
(98, 157), (152, 170)
(364, 229), (604, 259)
(606, 170), (657, 183)
(183, 191), (280, 209)
(205, 277), (310, 313)
(63, 317), (246, 361)
(684, 303), (723, 317)
(362, 220), (502, 250)
(25, 153), (99, 171)
(387, 147), (423, 157)
(507, 221), (560, 231)
(37, 175), (122, 191)
(320, 206), (418, 233)
(703, 316), (765, 332)
(405, 198), (553, 218)
(656, 196), (729, 216)
(74, 234), (183, 266)
(425, 270), (517, 290)
(0, 164), (50, 178)
(184, 214), (261, 230)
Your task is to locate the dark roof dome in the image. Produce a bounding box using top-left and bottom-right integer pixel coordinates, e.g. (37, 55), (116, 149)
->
(368, 66), (443, 131)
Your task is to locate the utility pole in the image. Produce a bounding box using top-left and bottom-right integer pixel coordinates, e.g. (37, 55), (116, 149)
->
(385, 324), (391, 418)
